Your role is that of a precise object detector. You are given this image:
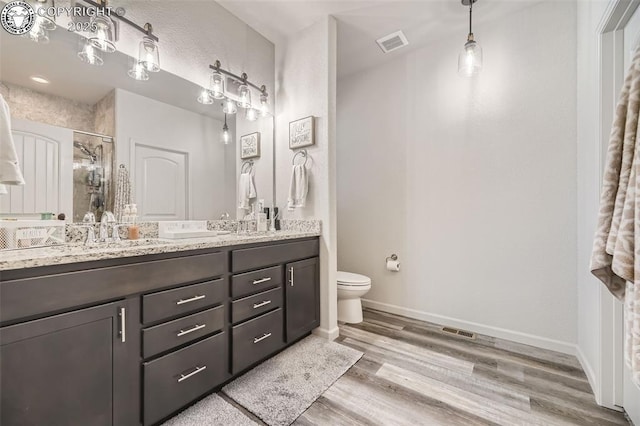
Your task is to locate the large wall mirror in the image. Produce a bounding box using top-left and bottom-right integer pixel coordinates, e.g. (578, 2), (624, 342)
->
(0, 13), (274, 223)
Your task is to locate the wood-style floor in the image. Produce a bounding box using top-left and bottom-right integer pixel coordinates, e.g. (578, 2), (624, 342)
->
(294, 309), (631, 426)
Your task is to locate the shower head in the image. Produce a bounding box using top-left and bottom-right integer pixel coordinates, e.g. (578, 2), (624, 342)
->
(74, 141), (97, 163)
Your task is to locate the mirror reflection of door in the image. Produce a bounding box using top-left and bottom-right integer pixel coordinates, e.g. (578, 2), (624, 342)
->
(0, 119), (72, 218)
(132, 143), (187, 221)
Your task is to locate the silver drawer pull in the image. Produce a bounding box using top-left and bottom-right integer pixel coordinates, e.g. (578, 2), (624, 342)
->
(176, 294), (206, 305)
(253, 333), (272, 344)
(253, 300), (272, 309)
(177, 365), (207, 383)
(252, 277), (272, 285)
(177, 324), (206, 337)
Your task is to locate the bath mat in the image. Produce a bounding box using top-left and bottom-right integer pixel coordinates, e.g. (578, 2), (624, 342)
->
(161, 393), (257, 426)
(222, 335), (363, 426)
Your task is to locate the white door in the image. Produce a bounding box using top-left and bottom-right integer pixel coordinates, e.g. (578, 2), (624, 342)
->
(0, 119), (73, 218)
(131, 142), (188, 221)
(621, 8), (640, 424)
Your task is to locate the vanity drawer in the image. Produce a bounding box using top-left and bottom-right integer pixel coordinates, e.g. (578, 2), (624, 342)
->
(143, 332), (227, 426)
(232, 308), (283, 374)
(142, 305), (225, 358)
(142, 278), (226, 324)
(231, 287), (282, 324)
(231, 266), (282, 298)
(231, 239), (319, 273)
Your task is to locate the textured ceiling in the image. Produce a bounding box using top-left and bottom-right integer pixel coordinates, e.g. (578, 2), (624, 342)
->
(217, 0), (545, 78)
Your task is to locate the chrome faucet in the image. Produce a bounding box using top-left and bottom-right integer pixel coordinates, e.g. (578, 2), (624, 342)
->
(99, 211), (116, 242)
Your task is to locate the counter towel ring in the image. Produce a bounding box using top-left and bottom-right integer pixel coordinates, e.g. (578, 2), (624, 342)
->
(292, 150), (308, 167)
(241, 160), (254, 174)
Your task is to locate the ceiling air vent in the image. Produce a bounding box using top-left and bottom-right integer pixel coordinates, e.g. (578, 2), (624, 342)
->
(376, 30), (409, 53)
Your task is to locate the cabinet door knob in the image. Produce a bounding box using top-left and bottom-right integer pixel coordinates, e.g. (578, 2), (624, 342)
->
(177, 365), (207, 383)
(289, 267), (294, 286)
(176, 294), (206, 305)
(253, 332), (272, 344)
(252, 277), (272, 285)
(177, 323), (206, 337)
(253, 300), (272, 309)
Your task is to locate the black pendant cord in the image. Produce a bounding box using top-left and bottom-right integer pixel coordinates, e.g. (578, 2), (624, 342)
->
(469, 1), (473, 37)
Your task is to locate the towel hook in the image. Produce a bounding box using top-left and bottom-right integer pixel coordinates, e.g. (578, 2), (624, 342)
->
(292, 149), (308, 167)
(241, 160), (254, 174)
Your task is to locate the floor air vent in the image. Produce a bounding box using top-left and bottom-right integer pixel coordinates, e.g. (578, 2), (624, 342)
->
(376, 31), (409, 53)
(441, 326), (476, 339)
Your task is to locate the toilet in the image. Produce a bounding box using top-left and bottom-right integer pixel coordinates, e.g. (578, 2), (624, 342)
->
(337, 271), (372, 324)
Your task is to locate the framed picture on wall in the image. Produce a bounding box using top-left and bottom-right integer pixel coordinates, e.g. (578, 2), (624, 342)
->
(289, 116), (315, 149)
(240, 132), (261, 159)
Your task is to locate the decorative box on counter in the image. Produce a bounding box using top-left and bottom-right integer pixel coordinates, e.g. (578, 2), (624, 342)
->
(0, 220), (66, 250)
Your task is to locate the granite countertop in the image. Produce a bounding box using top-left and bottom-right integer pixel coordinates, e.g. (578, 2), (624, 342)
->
(0, 230), (320, 271)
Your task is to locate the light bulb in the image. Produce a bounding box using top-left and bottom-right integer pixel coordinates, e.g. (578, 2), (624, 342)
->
(245, 108), (258, 122)
(238, 83), (251, 108)
(458, 40), (482, 77)
(89, 15), (116, 53)
(259, 92), (269, 116)
(139, 36), (160, 72)
(223, 98), (237, 115)
(221, 125), (231, 145)
(210, 72), (225, 99)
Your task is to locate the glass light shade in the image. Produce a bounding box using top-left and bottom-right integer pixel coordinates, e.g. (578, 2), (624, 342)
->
(30, 1), (55, 31)
(78, 39), (103, 66)
(238, 83), (251, 108)
(128, 60), (149, 81)
(259, 92), (269, 117)
(25, 19), (49, 43)
(139, 36), (160, 72)
(245, 108), (258, 122)
(197, 88), (214, 104)
(89, 15), (116, 53)
(210, 72), (225, 99)
(221, 125), (231, 145)
(458, 40), (483, 77)
(222, 98), (237, 115)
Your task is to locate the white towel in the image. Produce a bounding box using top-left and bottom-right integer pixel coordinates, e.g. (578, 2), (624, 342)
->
(0, 94), (25, 186)
(238, 172), (257, 210)
(287, 164), (308, 210)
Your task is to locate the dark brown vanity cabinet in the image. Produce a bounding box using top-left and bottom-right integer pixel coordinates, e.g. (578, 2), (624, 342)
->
(0, 237), (320, 426)
(286, 257), (320, 343)
(0, 299), (139, 426)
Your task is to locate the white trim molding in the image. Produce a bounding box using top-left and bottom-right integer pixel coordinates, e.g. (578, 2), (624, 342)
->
(313, 326), (340, 341)
(362, 299), (577, 355)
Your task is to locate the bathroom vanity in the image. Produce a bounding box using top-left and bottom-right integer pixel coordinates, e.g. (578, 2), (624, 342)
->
(0, 234), (320, 426)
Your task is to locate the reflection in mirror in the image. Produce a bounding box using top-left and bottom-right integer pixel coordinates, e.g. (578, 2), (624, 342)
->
(0, 16), (274, 223)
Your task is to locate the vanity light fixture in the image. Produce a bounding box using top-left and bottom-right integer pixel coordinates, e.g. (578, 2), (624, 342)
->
(221, 113), (231, 145)
(197, 87), (214, 104)
(458, 0), (483, 77)
(205, 60), (271, 117)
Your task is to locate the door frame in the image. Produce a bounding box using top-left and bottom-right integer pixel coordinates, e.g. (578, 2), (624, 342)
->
(596, 0), (640, 410)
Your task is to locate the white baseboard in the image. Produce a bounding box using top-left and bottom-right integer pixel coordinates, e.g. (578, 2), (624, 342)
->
(313, 326), (340, 341)
(575, 344), (601, 405)
(362, 299), (576, 355)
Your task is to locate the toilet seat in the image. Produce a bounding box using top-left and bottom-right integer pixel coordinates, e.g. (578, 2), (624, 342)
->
(337, 271), (371, 287)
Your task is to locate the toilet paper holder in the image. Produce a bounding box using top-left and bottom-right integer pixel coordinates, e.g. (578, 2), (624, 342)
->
(386, 254), (398, 262)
